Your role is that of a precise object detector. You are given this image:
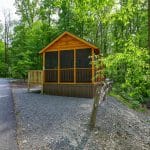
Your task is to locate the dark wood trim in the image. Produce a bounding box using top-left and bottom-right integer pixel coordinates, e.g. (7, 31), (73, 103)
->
(43, 83), (95, 98)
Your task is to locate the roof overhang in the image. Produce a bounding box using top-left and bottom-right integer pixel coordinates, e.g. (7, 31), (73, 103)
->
(39, 31), (99, 54)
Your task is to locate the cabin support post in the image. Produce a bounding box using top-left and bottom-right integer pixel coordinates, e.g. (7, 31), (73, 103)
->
(92, 48), (95, 83)
(43, 52), (45, 70)
(74, 49), (76, 83)
(58, 50), (60, 84)
(43, 52), (45, 83)
(42, 53), (45, 94)
(27, 71), (30, 92)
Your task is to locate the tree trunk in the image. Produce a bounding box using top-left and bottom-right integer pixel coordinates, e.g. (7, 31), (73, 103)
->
(89, 80), (112, 129)
(148, 0), (150, 50)
(4, 11), (10, 65)
(89, 85), (100, 129)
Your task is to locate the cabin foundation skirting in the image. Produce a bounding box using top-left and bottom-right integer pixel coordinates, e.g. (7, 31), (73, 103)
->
(43, 83), (95, 98)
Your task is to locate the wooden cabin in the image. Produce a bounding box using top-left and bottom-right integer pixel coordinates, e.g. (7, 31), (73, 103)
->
(28, 31), (100, 98)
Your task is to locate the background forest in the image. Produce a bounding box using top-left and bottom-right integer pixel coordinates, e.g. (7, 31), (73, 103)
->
(0, 0), (149, 108)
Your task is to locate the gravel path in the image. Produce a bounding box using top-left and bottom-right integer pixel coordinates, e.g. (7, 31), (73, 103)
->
(12, 86), (150, 150)
(0, 79), (18, 150)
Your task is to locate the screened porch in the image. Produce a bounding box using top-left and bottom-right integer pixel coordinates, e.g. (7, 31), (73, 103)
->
(44, 48), (94, 83)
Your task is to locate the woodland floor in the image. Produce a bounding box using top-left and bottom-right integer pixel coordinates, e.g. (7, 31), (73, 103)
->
(11, 81), (150, 150)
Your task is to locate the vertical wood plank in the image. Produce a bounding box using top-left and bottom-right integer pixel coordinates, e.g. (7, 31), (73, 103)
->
(27, 71), (30, 92)
(41, 70), (44, 94)
(92, 48), (95, 83)
(33, 71), (35, 83)
(43, 52), (45, 70)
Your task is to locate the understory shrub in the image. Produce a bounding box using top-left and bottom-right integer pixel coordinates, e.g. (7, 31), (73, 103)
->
(94, 39), (150, 108)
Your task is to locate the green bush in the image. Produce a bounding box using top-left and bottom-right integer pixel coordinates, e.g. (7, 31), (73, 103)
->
(0, 62), (9, 77)
(94, 39), (150, 107)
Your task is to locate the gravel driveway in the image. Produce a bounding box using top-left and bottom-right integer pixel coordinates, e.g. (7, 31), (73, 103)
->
(12, 86), (150, 150)
(0, 79), (18, 150)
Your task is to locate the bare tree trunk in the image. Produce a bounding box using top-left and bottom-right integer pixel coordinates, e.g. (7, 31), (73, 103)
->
(100, 22), (103, 52)
(89, 80), (112, 129)
(4, 20), (7, 64)
(4, 11), (10, 64)
(95, 23), (100, 44)
(90, 83), (102, 129)
(148, 0), (150, 50)
(3, 10), (11, 77)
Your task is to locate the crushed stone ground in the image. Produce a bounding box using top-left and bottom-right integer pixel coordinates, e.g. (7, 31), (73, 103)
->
(12, 85), (150, 150)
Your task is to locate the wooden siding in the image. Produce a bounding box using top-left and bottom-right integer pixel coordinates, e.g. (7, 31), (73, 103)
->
(45, 34), (91, 51)
(43, 83), (95, 98)
(39, 31), (99, 54)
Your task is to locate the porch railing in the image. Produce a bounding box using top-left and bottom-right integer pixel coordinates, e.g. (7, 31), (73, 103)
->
(44, 68), (93, 83)
(27, 70), (43, 92)
(28, 68), (102, 88)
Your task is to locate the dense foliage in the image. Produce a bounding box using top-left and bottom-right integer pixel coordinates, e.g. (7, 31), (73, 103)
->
(95, 37), (149, 107)
(0, 0), (149, 107)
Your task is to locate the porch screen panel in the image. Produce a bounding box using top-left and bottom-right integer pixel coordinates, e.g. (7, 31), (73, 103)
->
(45, 51), (58, 82)
(60, 50), (74, 82)
(76, 48), (91, 68)
(60, 50), (74, 68)
(45, 51), (58, 69)
(76, 48), (92, 82)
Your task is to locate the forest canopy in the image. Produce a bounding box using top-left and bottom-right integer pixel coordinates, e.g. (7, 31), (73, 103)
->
(0, 0), (149, 107)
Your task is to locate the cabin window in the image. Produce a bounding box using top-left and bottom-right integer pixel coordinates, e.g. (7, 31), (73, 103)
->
(45, 51), (58, 69)
(60, 50), (74, 82)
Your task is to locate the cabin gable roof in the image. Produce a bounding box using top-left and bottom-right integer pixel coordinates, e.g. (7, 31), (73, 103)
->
(39, 31), (99, 54)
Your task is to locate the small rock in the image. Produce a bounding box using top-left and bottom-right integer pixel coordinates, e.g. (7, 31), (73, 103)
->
(83, 128), (87, 132)
(95, 131), (98, 135)
(71, 140), (78, 147)
(22, 128), (25, 131)
(44, 136), (48, 140)
(22, 140), (27, 144)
